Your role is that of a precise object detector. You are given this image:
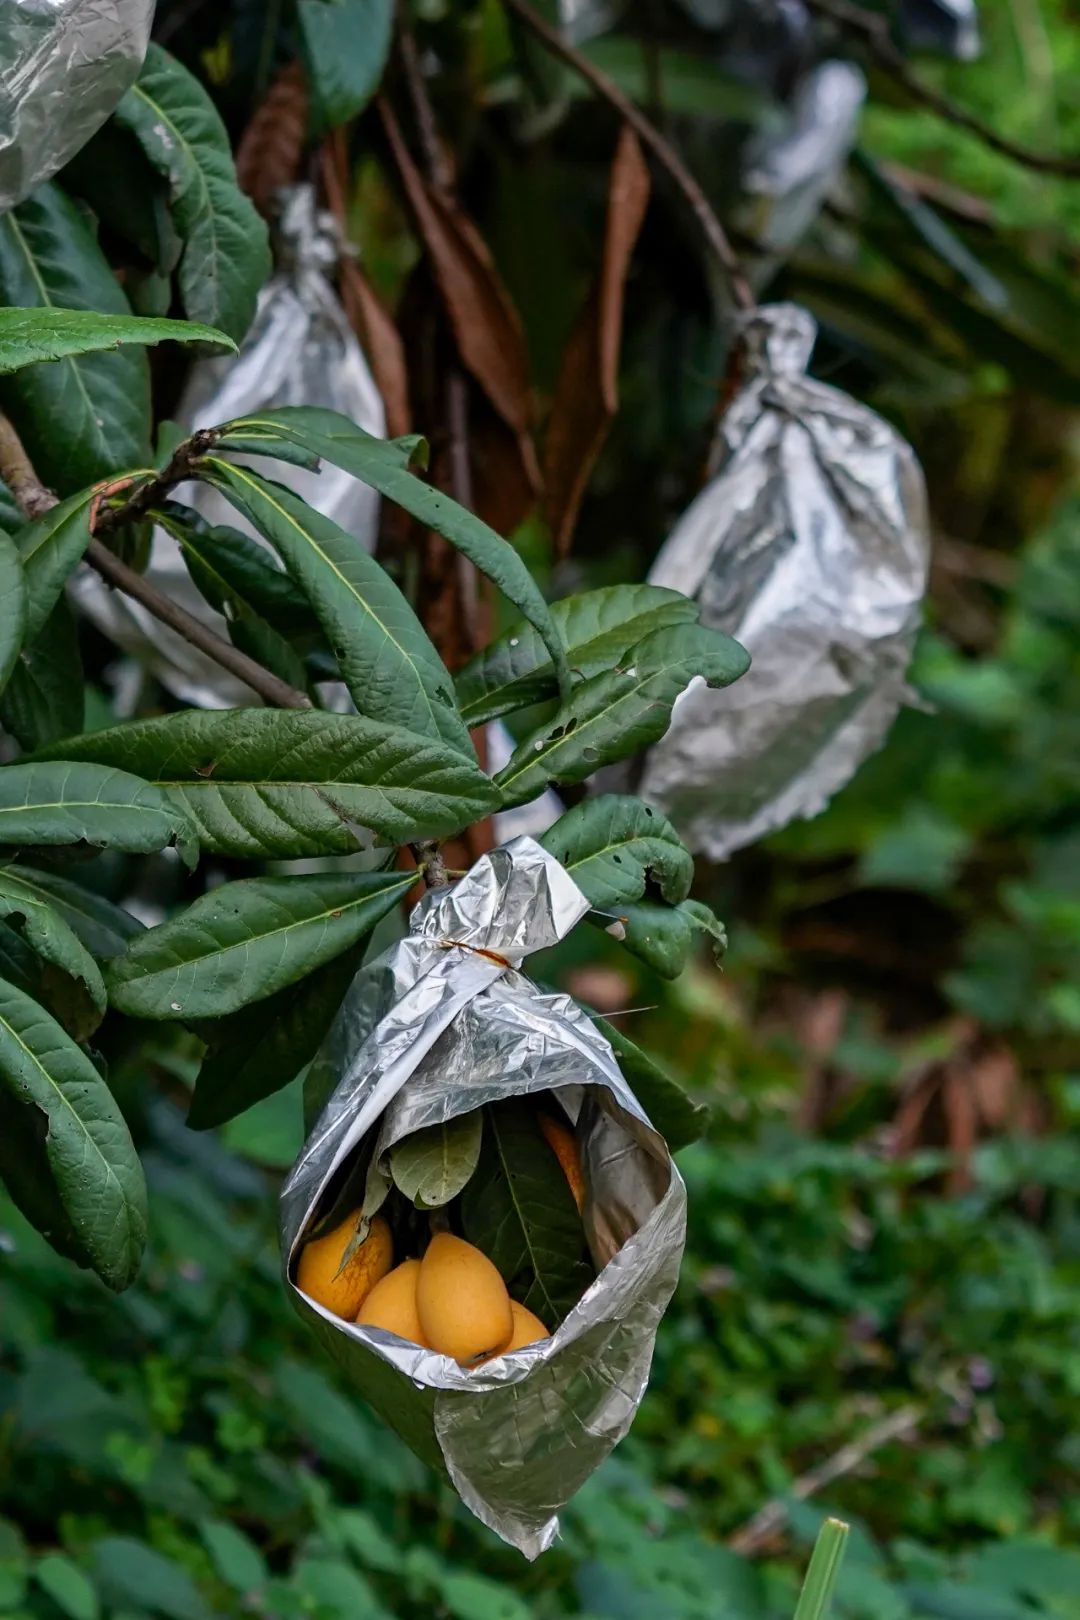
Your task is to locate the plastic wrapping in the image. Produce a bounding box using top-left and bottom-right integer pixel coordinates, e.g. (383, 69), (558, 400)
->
(282, 837), (686, 1558)
(742, 59), (866, 254)
(72, 186), (384, 706)
(0, 0), (154, 210)
(640, 303), (930, 860)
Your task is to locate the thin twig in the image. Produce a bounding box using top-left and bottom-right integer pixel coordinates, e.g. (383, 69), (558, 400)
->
(0, 411), (311, 711)
(502, 0), (755, 311)
(804, 0), (1080, 178)
(727, 1405), (923, 1556)
(94, 429), (223, 535)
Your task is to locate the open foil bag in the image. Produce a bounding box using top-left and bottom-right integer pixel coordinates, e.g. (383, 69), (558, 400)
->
(640, 303), (930, 859)
(72, 186), (384, 706)
(281, 837), (686, 1557)
(0, 0), (154, 210)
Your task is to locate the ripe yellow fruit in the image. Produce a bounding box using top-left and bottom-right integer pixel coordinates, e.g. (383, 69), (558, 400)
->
(296, 1212), (392, 1320)
(356, 1259), (428, 1347)
(487, 1300), (550, 1360)
(416, 1233), (513, 1366)
(539, 1111), (585, 1212)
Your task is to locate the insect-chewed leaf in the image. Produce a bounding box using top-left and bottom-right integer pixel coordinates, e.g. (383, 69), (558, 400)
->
(541, 795), (693, 910)
(196, 458), (473, 754)
(0, 759), (196, 861)
(0, 533), (26, 695)
(495, 622), (750, 809)
(33, 708), (500, 859)
(209, 407), (570, 697)
(113, 44), (271, 340)
(604, 896), (727, 979)
(0, 864), (142, 960)
(0, 976), (148, 1290)
(460, 1099), (593, 1325)
(455, 583), (698, 726)
(106, 870), (414, 1020)
(0, 868), (106, 1039)
(389, 1112), (483, 1210)
(0, 597), (84, 749)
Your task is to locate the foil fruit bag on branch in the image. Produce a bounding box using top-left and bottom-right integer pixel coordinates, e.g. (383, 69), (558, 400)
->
(72, 185), (385, 706)
(640, 303), (930, 859)
(282, 838), (686, 1558)
(0, 0), (154, 210)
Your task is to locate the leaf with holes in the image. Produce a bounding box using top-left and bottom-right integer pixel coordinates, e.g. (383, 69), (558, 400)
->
(496, 622), (749, 808)
(605, 896), (727, 979)
(0, 759), (195, 861)
(113, 44), (271, 340)
(106, 870), (414, 1020)
(541, 795), (692, 911)
(0, 977), (148, 1289)
(455, 584), (699, 726)
(0, 533), (26, 695)
(390, 1112), (483, 1210)
(0, 868), (106, 1038)
(197, 459), (472, 752)
(210, 408), (569, 696)
(460, 1099), (593, 1325)
(0, 865), (142, 960)
(35, 708), (500, 859)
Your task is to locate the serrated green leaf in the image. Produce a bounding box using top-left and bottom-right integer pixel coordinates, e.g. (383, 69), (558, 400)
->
(0, 868), (106, 1038)
(590, 1014), (710, 1150)
(106, 870), (414, 1020)
(297, 0), (393, 129)
(0, 865), (142, 960)
(604, 895), (727, 979)
(456, 584), (699, 725)
(390, 1112), (483, 1209)
(495, 622), (750, 808)
(14, 486), (96, 642)
(0, 184), (152, 491)
(211, 408), (569, 697)
(197, 459), (473, 751)
(0, 976), (148, 1289)
(187, 945), (363, 1130)
(541, 795), (693, 910)
(0, 596), (84, 749)
(34, 708), (500, 859)
(0, 307), (234, 375)
(113, 44), (271, 341)
(33, 1553), (99, 1620)
(460, 1099), (592, 1325)
(0, 533), (26, 695)
(0, 759), (195, 860)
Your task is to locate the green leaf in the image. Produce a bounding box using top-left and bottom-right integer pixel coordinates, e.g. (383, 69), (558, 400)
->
(34, 708), (500, 859)
(0, 865), (142, 959)
(297, 0), (393, 129)
(0, 533), (26, 695)
(0, 868), (107, 1038)
(92, 1537), (210, 1620)
(540, 795), (693, 910)
(14, 486), (96, 643)
(0, 596), (84, 749)
(113, 44), (271, 341)
(211, 408), (570, 697)
(590, 1014), (709, 1150)
(460, 1099), (592, 1325)
(456, 584), (699, 726)
(608, 896), (726, 979)
(0, 183), (152, 491)
(793, 1519), (849, 1620)
(0, 760), (195, 860)
(495, 622), (750, 808)
(390, 1112), (483, 1209)
(33, 1554), (99, 1620)
(0, 976), (148, 1290)
(0, 307), (235, 376)
(61, 119), (182, 274)
(197, 1521), (267, 1596)
(106, 870), (414, 1020)
(155, 503), (319, 640)
(197, 459), (473, 751)
(187, 946), (364, 1130)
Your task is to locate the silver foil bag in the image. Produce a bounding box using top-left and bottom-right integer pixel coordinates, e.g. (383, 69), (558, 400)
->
(0, 0), (154, 210)
(641, 303), (930, 859)
(281, 837), (686, 1558)
(72, 186), (384, 707)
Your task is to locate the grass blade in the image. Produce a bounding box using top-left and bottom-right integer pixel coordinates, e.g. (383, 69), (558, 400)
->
(793, 1518), (849, 1620)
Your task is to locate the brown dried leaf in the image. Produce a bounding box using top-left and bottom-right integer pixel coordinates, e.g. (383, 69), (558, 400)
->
(236, 61), (309, 218)
(379, 97), (538, 466)
(543, 126), (650, 557)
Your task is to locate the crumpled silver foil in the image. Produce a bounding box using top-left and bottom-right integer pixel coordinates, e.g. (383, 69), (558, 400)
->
(282, 836), (686, 1558)
(742, 59), (865, 255)
(72, 186), (384, 707)
(0, 0), (154, 211)
(640, 303), (930, 859)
